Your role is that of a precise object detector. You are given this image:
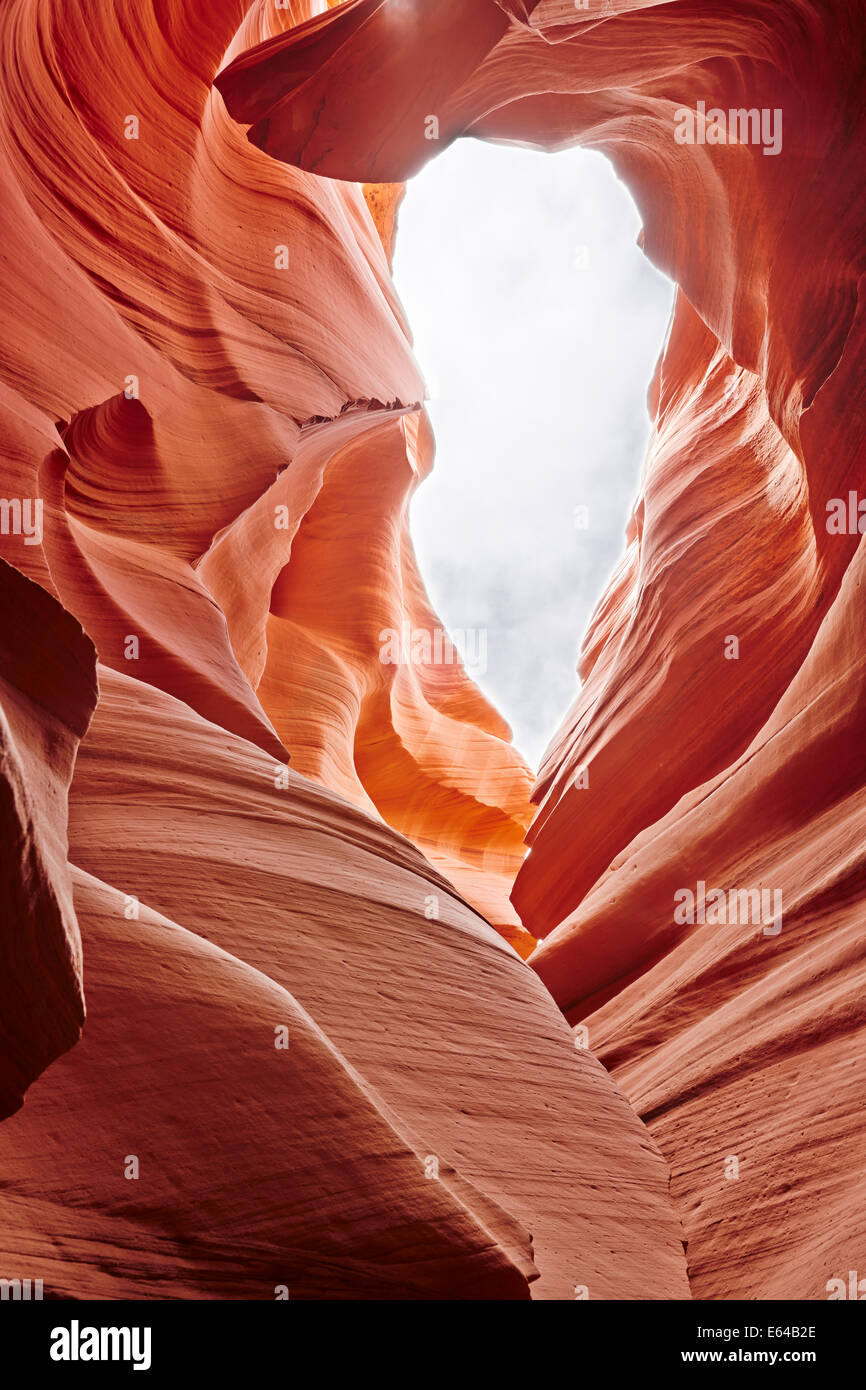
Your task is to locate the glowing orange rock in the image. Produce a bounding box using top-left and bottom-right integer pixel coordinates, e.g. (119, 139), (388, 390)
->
(0, 0), (532, 937)
(220, 0), (866, 1300)
(0, 0), (691, 1299)
(17, 665), (685, 1300)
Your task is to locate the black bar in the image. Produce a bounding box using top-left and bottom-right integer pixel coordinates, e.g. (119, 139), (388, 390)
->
(1, 1298), (857, 1376)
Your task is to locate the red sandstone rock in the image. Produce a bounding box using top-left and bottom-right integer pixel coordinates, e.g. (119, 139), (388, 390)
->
(216, 0), (866, 1300)
(0, 0), (693, 1299)
(0, 0), (532, 936)
(36, 665), (685, 1299)
(2, 0), (863, 1302)
(0, 559), (96, 1119)
(533, 532), (866, 1297)
(0, 865), (536, 1299)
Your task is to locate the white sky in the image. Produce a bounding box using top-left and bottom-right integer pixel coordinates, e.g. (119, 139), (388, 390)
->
(393, 140), (674, 770)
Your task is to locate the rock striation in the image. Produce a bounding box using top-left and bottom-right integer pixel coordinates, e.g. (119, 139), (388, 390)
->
(217, 0), (866, 1299)
(1, 0), (862, 1300)
(0, 0), (697, 1299)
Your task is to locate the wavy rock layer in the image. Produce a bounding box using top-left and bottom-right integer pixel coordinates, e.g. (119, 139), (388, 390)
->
(0, 0), (692, 1298)
(221, 0), (866, 1298)
(0, 0), (533, 945)
(0, 667), (689, 1299)
(0, 561), (96, 1119)
(0, 866), (535, 1300)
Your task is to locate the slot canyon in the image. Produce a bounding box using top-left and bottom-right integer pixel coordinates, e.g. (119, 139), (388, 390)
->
(0, 0), (864, 1305)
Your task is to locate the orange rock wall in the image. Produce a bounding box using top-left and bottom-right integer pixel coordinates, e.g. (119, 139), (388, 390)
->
(2, 0), (863, 1300)
(0, 0), (696, 1299)
(218, 0), (866, 1298)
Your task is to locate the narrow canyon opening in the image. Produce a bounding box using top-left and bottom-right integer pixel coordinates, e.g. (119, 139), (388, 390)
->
(394, 140), (675, 769)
